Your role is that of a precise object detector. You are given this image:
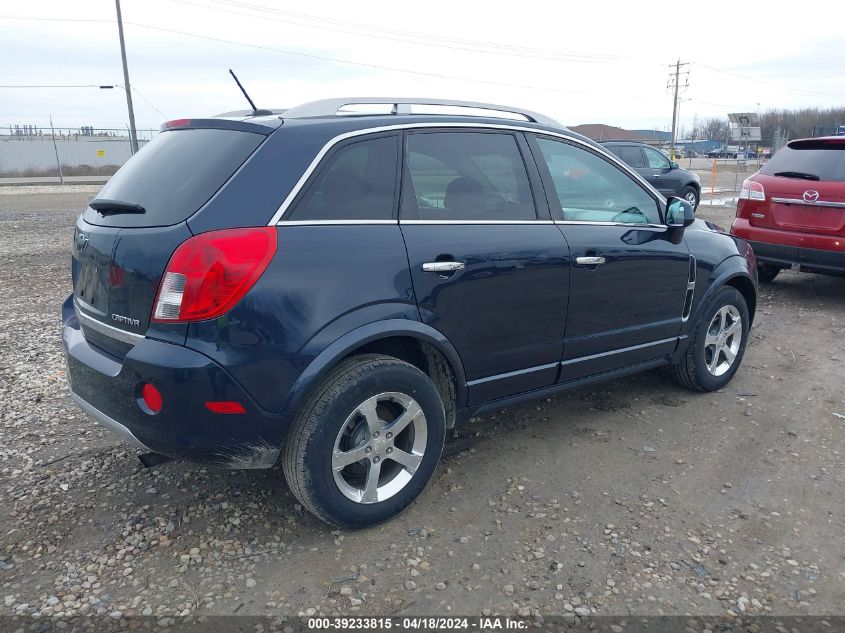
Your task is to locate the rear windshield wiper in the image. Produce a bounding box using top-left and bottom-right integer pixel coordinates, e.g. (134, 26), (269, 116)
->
(88, 198), (146, 215)
(772, 171), (820, 181)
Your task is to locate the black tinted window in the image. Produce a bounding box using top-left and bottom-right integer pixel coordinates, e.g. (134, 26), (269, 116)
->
(290, 135), (398, 220)
(614, 146), (646, 168)
(403, 132), (536, 220)
(761, 142), (845, 181)
(83, 128), (263, 227)
(535, 137), (660, 224)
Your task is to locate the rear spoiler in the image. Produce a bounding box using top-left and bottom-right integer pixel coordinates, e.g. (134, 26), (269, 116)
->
(160, 117), (282, 135)
(788, 138), (845, 150)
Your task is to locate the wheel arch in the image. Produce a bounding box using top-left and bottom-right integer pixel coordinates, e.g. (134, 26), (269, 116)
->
(687, 256), (757, 332)
(280, 320), (467, 427)
(724, 274), (756, 324)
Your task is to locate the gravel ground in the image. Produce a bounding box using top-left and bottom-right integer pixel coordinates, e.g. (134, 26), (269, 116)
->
(1, 189), (844, 623)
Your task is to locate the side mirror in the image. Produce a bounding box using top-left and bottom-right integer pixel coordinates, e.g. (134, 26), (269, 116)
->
(670, 161), (679, 170)
(666, 196), (695, 228)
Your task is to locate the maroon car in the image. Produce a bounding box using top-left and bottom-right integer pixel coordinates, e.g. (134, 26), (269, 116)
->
(731, 136), (845, 282)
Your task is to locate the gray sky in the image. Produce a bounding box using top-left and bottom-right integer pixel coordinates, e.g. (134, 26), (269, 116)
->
(2, 0), (844, 132)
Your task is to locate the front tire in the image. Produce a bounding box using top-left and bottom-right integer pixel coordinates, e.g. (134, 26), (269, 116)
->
(282, 354), (446, 528)
(672, 286), (750, 392)
(757, 263), (780, 284)
(681, 185), (700, 210)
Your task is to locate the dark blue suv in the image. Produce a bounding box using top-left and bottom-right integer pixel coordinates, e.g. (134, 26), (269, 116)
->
(63, 98), (757, 528)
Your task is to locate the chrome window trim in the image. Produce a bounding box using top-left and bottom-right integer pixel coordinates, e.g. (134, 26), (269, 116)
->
(401, 219), (555, 225)
(74, 299), (145, 344)
(276, 219), (398, 226)
(770, 197), (845, 209)
(271, 219), (669, 228)
(267, 122), (664, 226)
(555, 220), (668, 230)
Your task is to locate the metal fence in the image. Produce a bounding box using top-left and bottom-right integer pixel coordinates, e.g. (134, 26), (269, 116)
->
(0, 127), (158, 176)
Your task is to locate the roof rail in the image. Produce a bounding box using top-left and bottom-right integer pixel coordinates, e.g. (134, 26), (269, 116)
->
(280, 97), (560, 127)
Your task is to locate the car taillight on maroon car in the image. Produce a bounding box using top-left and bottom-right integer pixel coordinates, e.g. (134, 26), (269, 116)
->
(739, 178), (765, 201)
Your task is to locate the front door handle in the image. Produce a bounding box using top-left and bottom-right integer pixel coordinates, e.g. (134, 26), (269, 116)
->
(422, 261), (465, 272)
(575, 256), (606, 266)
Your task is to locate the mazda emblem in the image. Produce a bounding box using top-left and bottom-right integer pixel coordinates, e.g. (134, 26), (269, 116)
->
(802, 190), (820, 203)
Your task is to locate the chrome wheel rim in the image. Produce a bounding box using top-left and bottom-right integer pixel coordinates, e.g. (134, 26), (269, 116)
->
(704, 305), (742, 376)
(685, 191), (697, 206)
(332, 392), (427, 504)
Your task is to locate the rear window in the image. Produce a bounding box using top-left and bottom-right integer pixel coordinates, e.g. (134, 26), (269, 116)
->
(82, 128), (264, 227)
(761, 141), (845, 182)
(612, 145), (646, 168)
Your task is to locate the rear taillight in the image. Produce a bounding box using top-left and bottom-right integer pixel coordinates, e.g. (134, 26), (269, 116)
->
(739, 178), (765, 201)
(152, 227), (277, 323)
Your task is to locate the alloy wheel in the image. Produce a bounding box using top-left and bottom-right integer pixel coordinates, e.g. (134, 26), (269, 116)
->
(331, 392), (427, 504)
(704, 305), (742, 376)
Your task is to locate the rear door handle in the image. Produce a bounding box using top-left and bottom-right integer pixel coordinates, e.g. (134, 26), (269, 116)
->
(422, 261), (465, 272)
(575, 256), (606, 266)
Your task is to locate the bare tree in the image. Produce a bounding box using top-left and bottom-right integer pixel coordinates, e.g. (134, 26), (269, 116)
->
(699, 117), (730, 142)
(760, 107), (845, 142)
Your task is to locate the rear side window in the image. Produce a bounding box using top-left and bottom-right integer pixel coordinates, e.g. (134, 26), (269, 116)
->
(83, 128), (263, 227)
(761, 142), (845, 181)
(402, 132), (537, 220)
(289, 135), (399, 220)
(614, 146), (646, 168)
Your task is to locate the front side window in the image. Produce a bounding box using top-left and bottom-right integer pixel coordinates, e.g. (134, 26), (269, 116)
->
(289, 135), (398, 220)
(643, 146), (671, 170)
(402, 132), (537, 220)
(534, 136), (661, 225)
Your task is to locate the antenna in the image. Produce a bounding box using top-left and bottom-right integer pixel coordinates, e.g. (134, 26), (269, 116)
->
(228, 69), (269, 115)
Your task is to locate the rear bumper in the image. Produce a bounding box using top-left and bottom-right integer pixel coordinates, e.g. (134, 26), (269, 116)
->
(731, 220), (845, 275)
(62, 295), (292, 468)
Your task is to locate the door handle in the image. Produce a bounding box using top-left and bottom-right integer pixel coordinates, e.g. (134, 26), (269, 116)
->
(422, 261), (465, 272)
(575, 256), (606, 266)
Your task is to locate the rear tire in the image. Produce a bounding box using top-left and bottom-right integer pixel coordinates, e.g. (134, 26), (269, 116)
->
(757, 264), (781, 284)
(672, 287), (749, 392)
(282, 354), (446, 529)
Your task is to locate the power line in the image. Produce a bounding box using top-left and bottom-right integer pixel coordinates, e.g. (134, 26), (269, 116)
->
(172, 0), (620, 64)
(691, 61), (845, 99)
(0, 15), (592, 96)
(0, 84), (110, 88)
(119, 21), (596, 96)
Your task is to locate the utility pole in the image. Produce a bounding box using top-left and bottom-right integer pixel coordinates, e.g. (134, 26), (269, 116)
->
(667, 60), (689, 161)
(49, 115), (64, 185)
(114, 0), (138, 154)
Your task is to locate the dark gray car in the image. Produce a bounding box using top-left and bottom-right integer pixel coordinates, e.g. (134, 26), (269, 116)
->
(601, 141), (701, 209)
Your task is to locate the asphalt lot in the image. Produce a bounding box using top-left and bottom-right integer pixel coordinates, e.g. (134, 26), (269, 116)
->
(0, 186), (844, 622)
